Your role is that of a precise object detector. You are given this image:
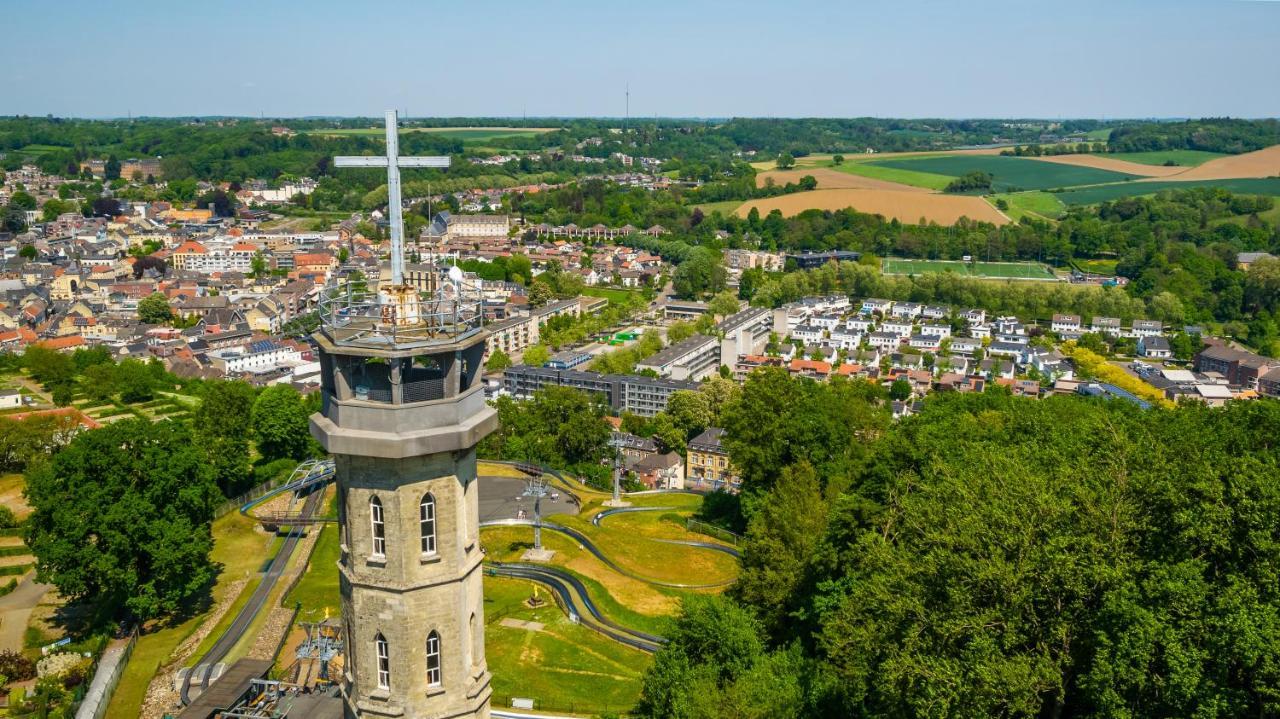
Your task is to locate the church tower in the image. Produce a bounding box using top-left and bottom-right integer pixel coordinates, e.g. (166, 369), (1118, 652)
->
(311, 111), (496, 719)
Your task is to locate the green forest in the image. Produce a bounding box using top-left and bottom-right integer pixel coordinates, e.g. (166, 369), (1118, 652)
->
(637, 376), (1280, 718)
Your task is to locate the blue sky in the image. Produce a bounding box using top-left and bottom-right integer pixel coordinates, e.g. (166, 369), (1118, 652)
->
(2, 0), (1277, 118)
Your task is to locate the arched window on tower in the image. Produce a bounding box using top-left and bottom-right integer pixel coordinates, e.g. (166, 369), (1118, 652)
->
(419, 493), (437, 555)
(469, 612), (480, 671)
(370, 496), (386, 557)
(375, 633), (390, 690)
(426, 630), (442, 687)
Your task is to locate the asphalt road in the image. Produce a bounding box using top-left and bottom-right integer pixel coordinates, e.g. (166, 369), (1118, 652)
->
(0, 574), (52, 653)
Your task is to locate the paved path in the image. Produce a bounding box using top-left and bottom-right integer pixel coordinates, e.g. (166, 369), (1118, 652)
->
(0, 573), (52, 652)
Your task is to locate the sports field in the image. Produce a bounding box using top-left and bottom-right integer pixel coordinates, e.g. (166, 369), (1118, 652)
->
(871, 155), (1140, 192)
(882, 257), (1057, 280)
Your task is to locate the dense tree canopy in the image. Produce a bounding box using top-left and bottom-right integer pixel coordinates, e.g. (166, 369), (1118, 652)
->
(638, 390), (1280, 719)
(23, 419), (221, 620)
(250, 384), (315, 461)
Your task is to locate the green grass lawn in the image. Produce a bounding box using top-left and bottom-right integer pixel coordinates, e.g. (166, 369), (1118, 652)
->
(581, 287), (643, 306)
(827, 161), (954, 190)
(872, 155), (1139, 192)
(554, 508), (739, 588)
(989, 191), (1067, 221)
(1085, 129), (1113, 141)
(1212, 204), (1280, 228)
(284, 523), (341, 621)
(485, 576), (647, 715)
(1054, 178), (1280, 206)
(882, 258), (1056, 279)
(1105, 150), (1226, 167)
(15, 144), (63, 155)
(1075, 259), (1120, 276)
(105, 512), (271, 719)
(692, 199), (745, 216)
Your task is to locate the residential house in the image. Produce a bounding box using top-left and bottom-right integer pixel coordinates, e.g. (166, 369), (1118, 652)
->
(686, 427), (736, 490)
(1130, 319), (1164, 338)
(880, 319), (913, 338)
(918, 322), (951, 339)
(845, 316), (874, 333)
(860, 298), (893, 315)
(1138, 336), (1173, 360)
(891, 302), (923, 319)
(1091, 316), (1122, 336)
(1051, 314), (1081, 334)
(632, 452), (684, 490)
(868, 331), (901, 351)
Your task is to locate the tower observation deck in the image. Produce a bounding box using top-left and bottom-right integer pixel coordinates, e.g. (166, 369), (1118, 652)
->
(310, 111), (497, 719)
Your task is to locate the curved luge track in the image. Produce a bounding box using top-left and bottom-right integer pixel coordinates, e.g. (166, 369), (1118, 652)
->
(480, 508), (742, 652)
(592, 506), (743, 560)
(488, 562), (665, 653)
(481, 517), (736, 589)
(179, 482), (326, 706)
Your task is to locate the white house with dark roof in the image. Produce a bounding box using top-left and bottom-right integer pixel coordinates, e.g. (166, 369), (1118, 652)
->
(828, 328), (862, 350)
(1138, 335), (1172, 359)
(1129, 319), (1164, 338)
(1091, 317), (1122, 335)
(791, 323), (824, 344)
(919, 322), (951, 339)
(845, 316), (874, 333)
(880, 319), (913, 338)
(868, 331), (901, 351)
(891, 302), (923, 319)
(1051, 314), (1081, 334)
(860, 298), (893, 315)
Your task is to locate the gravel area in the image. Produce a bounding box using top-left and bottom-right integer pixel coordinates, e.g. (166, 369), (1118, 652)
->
(138, 577), (248, 719)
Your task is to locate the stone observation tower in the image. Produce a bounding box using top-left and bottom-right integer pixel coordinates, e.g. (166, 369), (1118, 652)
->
(310, 111), (496, 719)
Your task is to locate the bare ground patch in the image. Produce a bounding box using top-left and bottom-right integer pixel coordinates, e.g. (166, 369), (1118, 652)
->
(756, 167), (928, 192)
(1029, 154), (1189, 177)
(736, 188), (1009, 225)
(1156, 144), (1280, 181)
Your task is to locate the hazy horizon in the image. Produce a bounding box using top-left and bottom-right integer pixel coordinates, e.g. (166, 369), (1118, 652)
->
(4, 0), (1278, 119)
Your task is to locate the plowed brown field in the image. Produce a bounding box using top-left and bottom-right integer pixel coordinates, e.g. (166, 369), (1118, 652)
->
(1028, 154), (1187, 177)
(735, 189), (1008, 226)
(755, 167), (928, 192)
(1155, 144), (1280, 181)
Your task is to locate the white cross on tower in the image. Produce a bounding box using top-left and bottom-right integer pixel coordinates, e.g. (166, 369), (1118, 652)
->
(334, 110), (449, 286)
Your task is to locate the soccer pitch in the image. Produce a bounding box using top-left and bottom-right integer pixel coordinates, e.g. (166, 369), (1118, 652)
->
(882, 258), (1058, 280)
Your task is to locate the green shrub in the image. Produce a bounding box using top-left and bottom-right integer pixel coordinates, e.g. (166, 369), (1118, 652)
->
(0, 649), (36, 683)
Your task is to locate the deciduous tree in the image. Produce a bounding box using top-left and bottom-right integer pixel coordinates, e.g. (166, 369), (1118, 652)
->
(23, 419), (220, 619)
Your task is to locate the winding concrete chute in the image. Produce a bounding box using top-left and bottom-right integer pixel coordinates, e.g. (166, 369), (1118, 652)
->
(487, 562), (664, 653)
(480, 518), (735, 589)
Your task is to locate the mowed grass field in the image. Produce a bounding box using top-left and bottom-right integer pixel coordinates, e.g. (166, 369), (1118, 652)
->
(989, 191), (1067, 220)
(883, 257), (1057, 280)
(828, 161), (954, 190)
(485, 576), (647, 714)
(871, 155), (1140, 192)
(692, 199), (746, 216)
(1054, 177), (1280, 205)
